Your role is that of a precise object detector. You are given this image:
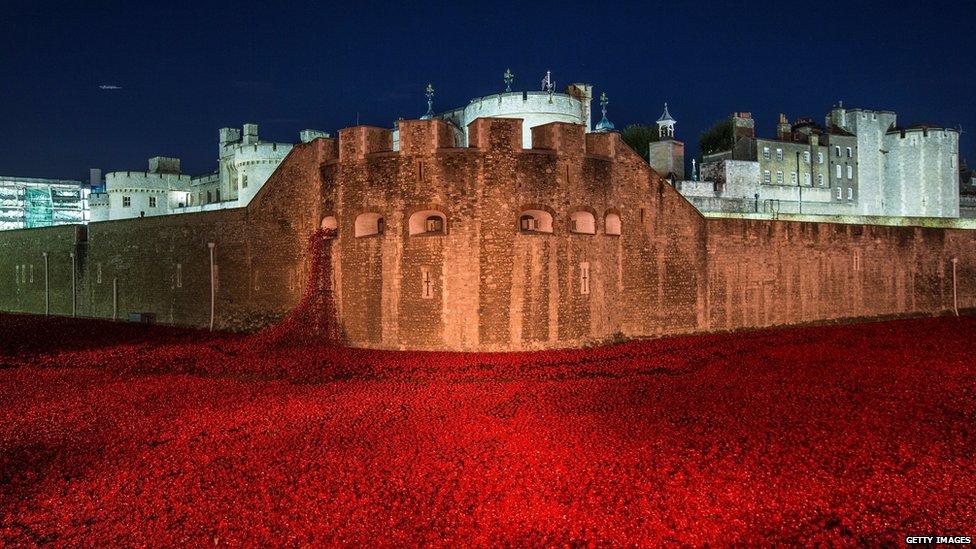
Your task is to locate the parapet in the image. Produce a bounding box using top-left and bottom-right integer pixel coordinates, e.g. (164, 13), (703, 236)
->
(300, 129), (331, 143)
(242, 123), (259, 145)
(531, 122), (585, 156)
(338, 126), (393, 162)
(585, 132), (619, 158)
(467, 117), (522, 151)
(148, 156), (181, 175)
(397, 119), (457, 154)
(220, 127), (242, 146)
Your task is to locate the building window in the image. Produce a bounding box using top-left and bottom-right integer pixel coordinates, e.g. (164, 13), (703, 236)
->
(604, 212), (621, 236)
(122, 196), (131, 207)
(835, 164), (842, 179)
(518, 209), (554, 233)
(846, 147), (853, 158)
(803, 151), (810, 163)
(776, 171), (784, 184)
(763, 170), (771, 184)
(847, 165), (853, 179)
(241, 174), (248, 188)
(207, 191), (212, 203)
(421, 267), (433, 299)
(776, 148), (783, 161)
(14, 265), (19, 285)
(818, 152), (824, 164)
(96, 263), (102, 284)
(408, 210), (447, 235)
(804, 173), (811, 186)
(762, 147), (770, 160)
(836, 187), (842, 199)
(569, 211), (596, 234)
(791, 172), (797, 185)
(580, 262), (590, 295)
(354, 213), (385, 237)
(216, 189), (221, 201)
(835, 146), (841, 156)
(853, 250), (861, 272)
(149, 196), (157, 208)
(847, 187), (853, 200)
(818, 174), (824, 186)
(29, 264), (33, 283)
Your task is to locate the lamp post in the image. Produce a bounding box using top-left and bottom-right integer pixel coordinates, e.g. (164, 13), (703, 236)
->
(69, 251), (76, 317)
(796, 151), (803, 215)
(42, 252), (49, 315)
(208, 242), (216, 331)
(952, 257), (959, 316)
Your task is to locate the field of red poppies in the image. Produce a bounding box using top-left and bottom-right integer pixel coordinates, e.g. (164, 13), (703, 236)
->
(1, 312), (974, 546)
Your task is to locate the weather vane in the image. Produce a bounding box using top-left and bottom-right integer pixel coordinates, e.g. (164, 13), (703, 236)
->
(422, 83), (435, 119)
(503, 68), (514, 92)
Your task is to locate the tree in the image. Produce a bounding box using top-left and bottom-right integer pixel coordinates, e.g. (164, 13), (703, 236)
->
(698, 118), (734, 156)
(620, 124), (659, 160)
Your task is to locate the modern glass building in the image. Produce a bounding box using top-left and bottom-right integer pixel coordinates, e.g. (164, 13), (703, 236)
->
(0, 176), (89, 231)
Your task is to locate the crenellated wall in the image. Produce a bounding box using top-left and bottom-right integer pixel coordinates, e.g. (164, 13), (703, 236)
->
(0, 117), (973, 351)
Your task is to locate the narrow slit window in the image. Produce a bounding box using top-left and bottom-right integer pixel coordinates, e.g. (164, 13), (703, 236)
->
(421, 267), (433, 299)
(580, 262), (590, 295)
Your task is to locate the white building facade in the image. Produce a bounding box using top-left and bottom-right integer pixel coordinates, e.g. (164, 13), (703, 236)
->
(91, 124), (329, 222)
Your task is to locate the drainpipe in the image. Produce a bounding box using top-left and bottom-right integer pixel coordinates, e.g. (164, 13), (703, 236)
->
(112, 277), (118, 320)
(42, 252), (49, 315)
(952, 257), (959, 317)
(208, 242), (216, 331)
(69, 252), (76, 317)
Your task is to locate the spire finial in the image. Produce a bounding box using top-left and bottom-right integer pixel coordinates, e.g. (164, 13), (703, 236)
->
(595, 91), (615, 132)
(421, 83), (435, 119)
(503, 68), (514, 92)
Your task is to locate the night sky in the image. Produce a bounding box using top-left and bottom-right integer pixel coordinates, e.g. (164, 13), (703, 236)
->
(3, 0), (974, 181)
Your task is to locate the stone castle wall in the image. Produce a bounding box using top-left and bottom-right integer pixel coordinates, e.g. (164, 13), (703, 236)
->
(0, 118), (973, 351)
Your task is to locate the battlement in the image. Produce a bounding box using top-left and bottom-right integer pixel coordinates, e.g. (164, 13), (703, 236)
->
(148, 156), (181, 175)
(230, 141), (293, 164)
(531, 122), (586, 156)
(397, 119), (457, 154)
(104, 170), (191, 192)
(338, 126), (393, 161)
(467, 117), (523, 151)
(886, 126), (959, 139)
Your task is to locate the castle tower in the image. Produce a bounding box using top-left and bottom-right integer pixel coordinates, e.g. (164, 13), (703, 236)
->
(648, 103), (685, 180)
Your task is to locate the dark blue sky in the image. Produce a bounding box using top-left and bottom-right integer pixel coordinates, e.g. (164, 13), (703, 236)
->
(2, 0), (974, 180)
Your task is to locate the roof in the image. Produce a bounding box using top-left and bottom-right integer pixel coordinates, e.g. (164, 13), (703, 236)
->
(595, 115), (616, 132)
(827, 124), (855, 137)
(657, 103), (675, 124)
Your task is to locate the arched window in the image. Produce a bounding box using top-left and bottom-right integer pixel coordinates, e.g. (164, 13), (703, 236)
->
(518, 209), (553, 233)
(570, 210), (596, 234)
(354, 213), (384, 237)
(408, 210), (447, 236)
(321, 216), (337, 230)
(604, 212), (621, 236)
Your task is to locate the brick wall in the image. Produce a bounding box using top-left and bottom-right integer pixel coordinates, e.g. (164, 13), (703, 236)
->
(0, 119), (972, 352)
